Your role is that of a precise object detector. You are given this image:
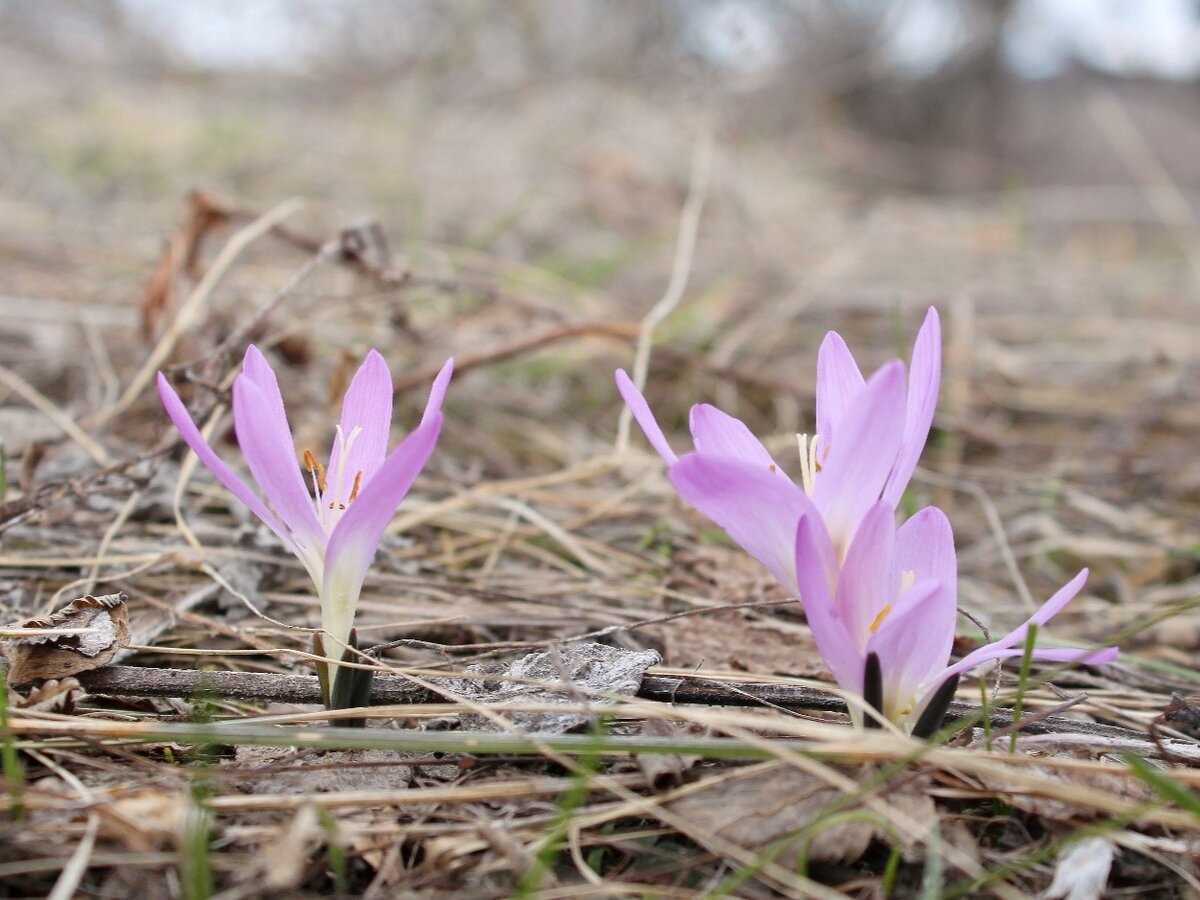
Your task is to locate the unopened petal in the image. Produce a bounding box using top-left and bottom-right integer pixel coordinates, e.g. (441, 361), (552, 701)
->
(669, 453), (823, 593)
(883, 307), (941, 507)
(615, 369), (678, 464)
(811, 360), (906, 556)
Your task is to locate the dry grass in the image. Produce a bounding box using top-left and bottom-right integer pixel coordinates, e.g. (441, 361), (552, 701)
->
(2, 33), (1200, 899)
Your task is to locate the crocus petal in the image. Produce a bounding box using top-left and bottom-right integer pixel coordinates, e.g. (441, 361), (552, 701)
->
(157, 372), (289, 545)
(883, 307), (941, 507)
(322, 414), (443, 654)
(689, 403), (777, 469)
(795, 514), (862, 693)
(893, 505), (957, 668)
(939, 644), (1118, 682)
(814, 331), (865, 462)
(811, 360), (906, 556)
(835, 501), (896, 648)
(669, 453), (828, 593)
(940, 569), (1107, 681)
(232, 374), (325, 551)
(867, 578), (954, 720)
(240, 345), (292, 433)
(895, 505), (956, 592)
(421, 358), (455, 427)
(327, 349), (393, 499)
(615, 369), (678, 464)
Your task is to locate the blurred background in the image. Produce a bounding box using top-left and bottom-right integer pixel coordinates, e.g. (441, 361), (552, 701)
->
(2, 0), (1199, 658)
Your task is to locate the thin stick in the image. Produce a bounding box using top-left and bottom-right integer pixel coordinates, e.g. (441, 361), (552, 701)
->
(615, 130), (714, 454)
(0, 364), (112, 466)
(67, 665), (1157, 744)
(96, 197), (304, 427)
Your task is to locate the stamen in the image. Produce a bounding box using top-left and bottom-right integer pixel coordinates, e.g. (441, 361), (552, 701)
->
(348, 471), (363, 503)
(899, 569), (917, 592)
(331, 425), (363, 501)
(796, 434), (816, 495)
(302, 449), (327, 496)
(868, 603), (893, 634)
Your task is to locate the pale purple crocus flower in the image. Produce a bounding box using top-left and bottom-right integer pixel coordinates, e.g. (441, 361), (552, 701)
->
(614, 307), (941, 591)
(157, 347), (453, 676)
(793, 501), (1119, 733)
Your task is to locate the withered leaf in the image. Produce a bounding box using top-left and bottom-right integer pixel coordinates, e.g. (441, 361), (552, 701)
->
(4, 593), (129, 685)
(97, 788), (187, 852)
(666, 763), (934, 866)
(437, 642), (661, 733)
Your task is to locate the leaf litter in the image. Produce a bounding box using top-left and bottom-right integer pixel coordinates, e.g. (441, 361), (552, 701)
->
(2, 44), (1200, 898)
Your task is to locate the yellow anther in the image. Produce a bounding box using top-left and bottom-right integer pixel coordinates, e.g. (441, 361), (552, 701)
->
(868, 603), (893, 634)
(303, 449), (327, 494)
(348, 471), (363, 503)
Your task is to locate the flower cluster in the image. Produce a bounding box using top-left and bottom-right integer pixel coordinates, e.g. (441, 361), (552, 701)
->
(616, 307), (1117, 734)
(157, 309), (1117, 734)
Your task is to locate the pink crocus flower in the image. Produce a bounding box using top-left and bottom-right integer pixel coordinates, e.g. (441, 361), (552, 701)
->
(157, 346), (453, 677)
(793, 501), (1119, 734)
(614, 307), (941, 590)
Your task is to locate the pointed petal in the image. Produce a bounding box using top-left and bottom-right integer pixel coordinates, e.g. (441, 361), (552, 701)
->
(157, 372), (289, 545)
(322, 414), (443, 653)
(689, 403), (777, 468)
(867, 578), (955, 721)
(894, 505), (957, 668)
(669, 453), (826, 593)
(240, 345), (291, 429)
(811, 360), (906, 556)
(795, 514), (862, 694)
(815, 331), (866, 458)
(941, 569), (1108, 680)
(232, 375), (325, 549)
(883, 307), (941, 506)
(895, 505), (956, 591)
(327, 350), (394, 498)
(421, 358), (454, 427)
(939, 644), (1118, 682)
(835, 501), (896, 649)
(615, 369), (677, 464)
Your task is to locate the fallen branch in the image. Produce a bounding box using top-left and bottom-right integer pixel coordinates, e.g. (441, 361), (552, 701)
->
(70, 665), (1173, 746)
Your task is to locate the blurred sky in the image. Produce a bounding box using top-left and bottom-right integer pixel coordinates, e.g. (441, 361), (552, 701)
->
(117, 0), (1200, 80)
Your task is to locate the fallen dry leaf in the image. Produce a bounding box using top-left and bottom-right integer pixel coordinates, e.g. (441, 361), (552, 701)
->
(97, 788), (187, 852)
(438, 641), (661, 733)
(4, 593), (129, 685)
(259, 805), (323, 891)
(666, 763), (933, 866)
